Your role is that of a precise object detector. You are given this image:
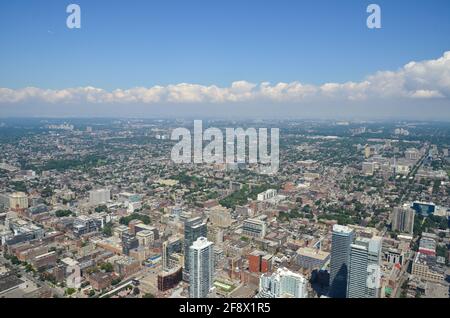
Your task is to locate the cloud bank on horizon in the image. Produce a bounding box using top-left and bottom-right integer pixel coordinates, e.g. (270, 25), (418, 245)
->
(1, 51), (450, 107)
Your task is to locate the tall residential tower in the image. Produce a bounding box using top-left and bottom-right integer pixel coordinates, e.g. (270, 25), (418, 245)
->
(347, 236), (382, 298)
(329, 224), (354, 298)
(189, 237), (214, 298)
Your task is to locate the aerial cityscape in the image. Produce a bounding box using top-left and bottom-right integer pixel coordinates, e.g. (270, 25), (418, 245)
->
(0, 0), (449, 301)
(0, 118), (448, 299)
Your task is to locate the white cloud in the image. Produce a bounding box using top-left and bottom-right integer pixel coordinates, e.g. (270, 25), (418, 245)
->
(409, 89), (444, 99)
(1, 51), (450, 105)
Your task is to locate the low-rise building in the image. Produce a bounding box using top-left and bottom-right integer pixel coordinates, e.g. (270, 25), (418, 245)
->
(157, 266), (183, 292)
(296, 247), (330, 270)
(88, 272), (114, 290)
(243, 217), (267, 239)
(31, 251), (57, 270)
(411, 253), (445, 283)
(114, 256), (141, 278)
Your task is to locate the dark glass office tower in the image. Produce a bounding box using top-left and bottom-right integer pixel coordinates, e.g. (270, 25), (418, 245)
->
(183, 217), (207, 279)
(329, 224), (354, 298)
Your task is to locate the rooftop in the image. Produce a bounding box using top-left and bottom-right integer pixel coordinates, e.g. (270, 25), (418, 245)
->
(0, 273), (24, 294)
(296, 247), (330, 260)
(332, 224), (353, 234)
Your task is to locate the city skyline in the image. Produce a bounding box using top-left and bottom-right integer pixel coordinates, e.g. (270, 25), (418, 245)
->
(0, 118), (448, 300)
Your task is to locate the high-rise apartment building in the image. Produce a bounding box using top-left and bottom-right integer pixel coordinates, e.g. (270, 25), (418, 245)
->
(347, 237), (382, 298)
(391, 207), (415, 234)
(189, 237), (214, 298)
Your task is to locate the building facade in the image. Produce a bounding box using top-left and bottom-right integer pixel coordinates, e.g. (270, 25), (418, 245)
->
(242, 218), (267, 239)
(183, 217), (207, 278)
(259, 267), (308, 298)
(391, 207), (415, 234)
(189, 237), (214, 298)
(329, 224), (354, 298)
(347, 237), (382, 298)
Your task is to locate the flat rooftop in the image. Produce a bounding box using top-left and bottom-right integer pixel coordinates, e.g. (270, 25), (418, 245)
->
(296, 247), (330, 260)
(0, 273), (24, 294)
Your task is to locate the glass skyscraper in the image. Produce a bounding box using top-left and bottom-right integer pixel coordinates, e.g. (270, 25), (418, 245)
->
(347, 237), (382, 298)
(329, 224), (354, 298)
(183, 217), (207, 279)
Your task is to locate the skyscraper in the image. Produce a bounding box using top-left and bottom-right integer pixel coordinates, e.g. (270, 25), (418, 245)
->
(184, 217), (207, 279)
(347, 236), (382, 298)
(366, 237), (382, 298)
(391, 206), (415, 234)
(189, 237), (214, 298)
(329, 224), (354, 298)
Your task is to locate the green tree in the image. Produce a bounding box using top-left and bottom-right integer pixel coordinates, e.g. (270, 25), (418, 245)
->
(100, 262), (114, 273)
(11, 181), (27, 192)
(41, 186), (53, 198)
(102, 223), (113, 237)
(95, 205), (108, 213)
(25, 263), (34, 272)
(55, 210), (73, 217)
(111, 278), (122, 286)
(10, 256), (21, 265)
(119, 213), (151, 225)
(65, 288), (76, 296)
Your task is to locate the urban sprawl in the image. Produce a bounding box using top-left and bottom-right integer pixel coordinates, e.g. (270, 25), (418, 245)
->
(0, 119), (449, 299)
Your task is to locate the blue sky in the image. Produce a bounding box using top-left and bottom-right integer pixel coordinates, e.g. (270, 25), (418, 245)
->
(0, 0), (449, 119)
(1, 0), (449, 89)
